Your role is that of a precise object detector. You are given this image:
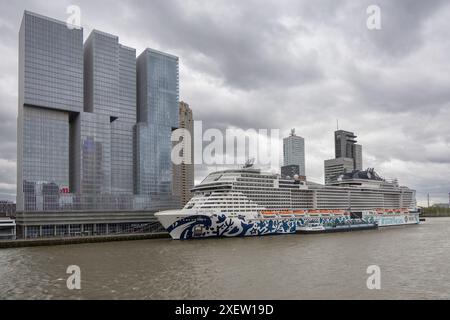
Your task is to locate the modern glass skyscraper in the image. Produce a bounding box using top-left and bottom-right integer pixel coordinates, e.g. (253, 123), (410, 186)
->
(324, 130), (364, 184)
(282, 129), (306, 176)
(334, 130), (363, 171)
(17, 11), (169, 209)
(135, 49), (179, 198)
(17, 11), (83, 211)
(81, 30), (136, 195)
(16, 11), (183, 238)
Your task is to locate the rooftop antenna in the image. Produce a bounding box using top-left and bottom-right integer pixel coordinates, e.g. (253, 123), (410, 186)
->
(290, 128), (296, 136)
(336, 119), (339, 130)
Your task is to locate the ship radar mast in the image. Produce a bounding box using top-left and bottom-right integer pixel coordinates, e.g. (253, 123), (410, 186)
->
(243, 158), (255, 168)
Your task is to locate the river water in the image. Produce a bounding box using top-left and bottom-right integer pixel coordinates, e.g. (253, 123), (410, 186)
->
(1, 218), (449, 299)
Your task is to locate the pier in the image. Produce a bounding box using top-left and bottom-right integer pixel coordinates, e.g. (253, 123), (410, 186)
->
(0, 231), (170, 249)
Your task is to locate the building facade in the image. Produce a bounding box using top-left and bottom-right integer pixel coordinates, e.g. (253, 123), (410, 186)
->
(16, 11), (180, 238)
(17, 11), (84, 212)
(0, 201), (16, 218)
(353, 144), (363, 171)
(334, 130), (363, 171)
(172, 101), (194, 206)
(324, 158), (355, 185)
(283, 129), (306, 176)
(135, 48), (179, 205)
(0, 218), (16, 240)
(324, 130), (364, 184)
(281, 165), (306, 180)
(79, 30), (136, 196)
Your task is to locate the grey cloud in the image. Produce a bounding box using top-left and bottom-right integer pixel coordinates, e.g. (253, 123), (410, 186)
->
(112, 0), (325, 90)
(344, 62), (450, 113)
(0, 89), (18, 162)
(0, 0), (449, 204)
(362, 0), (448, 58)
(296, 0), (449, 59)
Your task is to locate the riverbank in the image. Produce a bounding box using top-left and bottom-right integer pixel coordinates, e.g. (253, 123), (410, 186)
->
(0, 232), (170, 249)
(420, 208), (450, 217)
(421, 213), (450, 217)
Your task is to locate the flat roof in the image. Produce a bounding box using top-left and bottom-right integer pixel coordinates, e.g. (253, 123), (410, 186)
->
(89, 29), (118, 40)
(144, 48), (179, 60)
(24, 10), (83, 31)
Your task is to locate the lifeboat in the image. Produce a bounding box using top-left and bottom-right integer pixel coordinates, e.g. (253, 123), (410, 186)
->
(279, 210), (294, 217)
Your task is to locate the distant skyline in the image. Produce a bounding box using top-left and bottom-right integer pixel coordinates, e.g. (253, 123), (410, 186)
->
(1, 0), (450, 206)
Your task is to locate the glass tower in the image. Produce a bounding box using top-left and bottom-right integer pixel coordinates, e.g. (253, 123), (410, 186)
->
(17, 11), (83, 211)
(334, 130), (363, 171)
(17, 12), (138, 211)
(81, 30), (136, 195)
(15, 10), (184, 238)
(135, 49), (179, 199)
(17, 11), (181, 213)
(283, 129), (306, 176)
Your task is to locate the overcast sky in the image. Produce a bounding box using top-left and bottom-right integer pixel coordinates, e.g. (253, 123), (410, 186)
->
(1, 0), (449, 205)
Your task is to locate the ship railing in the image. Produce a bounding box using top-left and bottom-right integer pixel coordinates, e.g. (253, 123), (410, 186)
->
(260, 209), (350, 218)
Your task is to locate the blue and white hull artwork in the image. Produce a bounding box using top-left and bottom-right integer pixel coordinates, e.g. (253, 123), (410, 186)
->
(155, 210), (295, 240)
(155, 209), (420, 240)
(363, 211), (420, 227)
(156, 166), (420, 240)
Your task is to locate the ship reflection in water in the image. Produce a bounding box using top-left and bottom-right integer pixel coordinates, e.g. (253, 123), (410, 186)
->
(1, 218), (450, 299)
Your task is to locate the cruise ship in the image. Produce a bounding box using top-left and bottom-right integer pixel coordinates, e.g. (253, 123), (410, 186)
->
(156, 165), (420, 240)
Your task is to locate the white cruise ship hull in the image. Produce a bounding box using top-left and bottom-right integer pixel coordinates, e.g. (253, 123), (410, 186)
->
(156, 211), (420, 240)
(155, 210), (296, 240)
(370, 214), (420, 227)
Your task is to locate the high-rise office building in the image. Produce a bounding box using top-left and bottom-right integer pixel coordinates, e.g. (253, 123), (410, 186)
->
(282, 129), (306, 177)
(353, 144), (363, 171)
(334, 130), (362, 171)
(172, 101), (194, 206)
(16, 11), (178, 238)
(324, 129), (363, 184)
(80, 30), (136, 195)
(18, 13), (137, 211)
(17, 11), (83, 211)
(135, 48), (179, 199)
(324, 158), (355, 185)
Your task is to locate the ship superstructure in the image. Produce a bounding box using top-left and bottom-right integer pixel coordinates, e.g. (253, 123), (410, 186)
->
(156, 167), (419, 239)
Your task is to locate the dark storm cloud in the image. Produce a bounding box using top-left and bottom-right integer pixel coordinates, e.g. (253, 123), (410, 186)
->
(113, 0), (325, 90)
(361, 0), (447, 57)
(0, 0), (449, 204)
